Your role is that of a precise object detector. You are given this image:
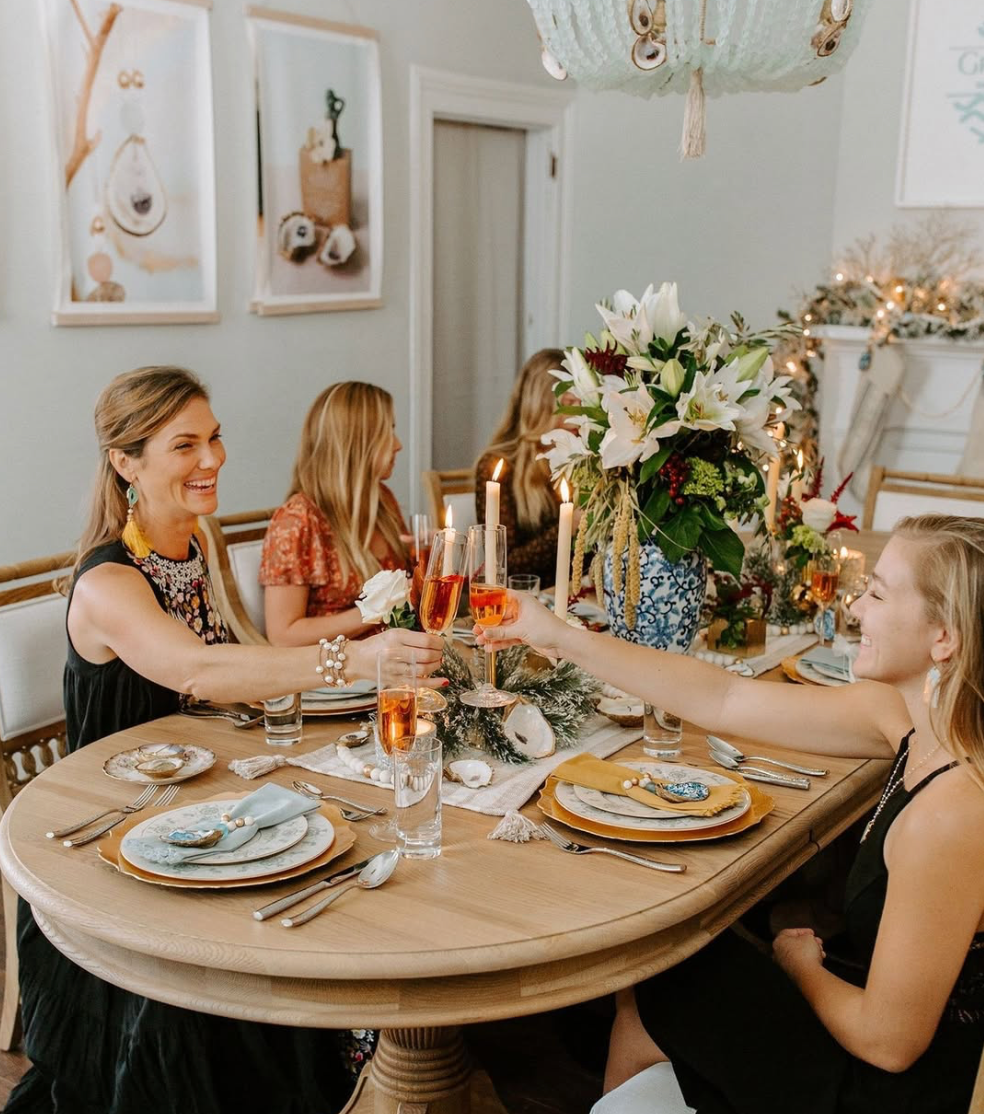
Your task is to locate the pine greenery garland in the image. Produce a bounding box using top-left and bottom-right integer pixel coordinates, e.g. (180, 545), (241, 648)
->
(433, 642), (600, 763)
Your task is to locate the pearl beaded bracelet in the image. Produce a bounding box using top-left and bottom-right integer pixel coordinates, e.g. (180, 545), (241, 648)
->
(316, 635), (349, 687)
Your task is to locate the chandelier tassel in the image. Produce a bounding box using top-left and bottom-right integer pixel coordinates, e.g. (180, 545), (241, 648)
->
(680, 67), (706, 160)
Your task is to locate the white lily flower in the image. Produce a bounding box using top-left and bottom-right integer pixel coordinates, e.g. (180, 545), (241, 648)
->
(649, 281), (688, 346)
(676, 369), (742, 432)
(551, 347), (601, 406)
(735, 393), (778, 456)
(539, 426), (589, 477)
(599, 386), (680, 469)
(595, 286), (652, 356)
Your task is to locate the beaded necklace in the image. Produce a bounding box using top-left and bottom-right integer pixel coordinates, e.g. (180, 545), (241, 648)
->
(860, 736), (943, 843)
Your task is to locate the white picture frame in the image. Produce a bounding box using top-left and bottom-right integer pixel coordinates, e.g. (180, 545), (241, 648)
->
(39, 0), (218, 326)
(896, 0), (984, 209)
(247, 9), (384, 316)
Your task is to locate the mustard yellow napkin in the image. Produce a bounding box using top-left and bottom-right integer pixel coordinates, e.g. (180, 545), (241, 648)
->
(551, 753), (743, 818)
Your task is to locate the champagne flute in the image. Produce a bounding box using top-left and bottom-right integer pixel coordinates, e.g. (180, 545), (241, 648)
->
(370, 647), (420, 842)
(409, 513), (433, 607)
(414, 527), (467, 714)
(460, 525), (517, 708)
(809, 553), (841, 648)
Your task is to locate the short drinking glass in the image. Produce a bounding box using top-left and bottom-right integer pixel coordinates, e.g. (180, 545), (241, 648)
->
(507, 574), (540, 595)
(393, 736), (443, 859)
(642, 704), (683, 760)
(263, 693), (302, 747)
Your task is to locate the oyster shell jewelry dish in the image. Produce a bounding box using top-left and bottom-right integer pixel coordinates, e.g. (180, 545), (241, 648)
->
(104, 744), (215, 784)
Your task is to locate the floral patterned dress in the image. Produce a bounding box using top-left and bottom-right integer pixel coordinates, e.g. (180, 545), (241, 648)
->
(259, 490), (407, 616)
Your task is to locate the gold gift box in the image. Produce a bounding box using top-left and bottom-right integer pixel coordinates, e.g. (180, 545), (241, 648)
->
(706, 617), (767, 658)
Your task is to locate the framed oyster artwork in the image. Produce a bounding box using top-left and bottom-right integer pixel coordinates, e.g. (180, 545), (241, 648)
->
(247, 9), (383, 315)
(39, 0), (218, 325)
(896, 0), (984, 207)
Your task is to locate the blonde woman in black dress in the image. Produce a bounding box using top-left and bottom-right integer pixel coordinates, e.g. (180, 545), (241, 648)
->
(480, 516), (984, 1114)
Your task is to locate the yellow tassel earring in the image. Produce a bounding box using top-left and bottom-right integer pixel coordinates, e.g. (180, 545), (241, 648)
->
(121, 483), (152, 558)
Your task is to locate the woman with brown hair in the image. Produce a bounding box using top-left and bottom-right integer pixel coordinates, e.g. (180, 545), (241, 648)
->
(475, 348), (567, 587)
(480, 515), (984, 1114)
(261, 381), (409, 646)
(5, 366), (441, 1114)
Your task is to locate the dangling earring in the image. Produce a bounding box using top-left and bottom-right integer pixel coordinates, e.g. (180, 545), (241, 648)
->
(121, 483), (152, 558)
(923, 663), (942, 708)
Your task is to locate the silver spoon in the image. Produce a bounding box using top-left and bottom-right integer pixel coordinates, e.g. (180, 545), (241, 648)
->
(707, 734), (828, 777)
(292, 780), (387, 816)
(282, 849), (399, 927)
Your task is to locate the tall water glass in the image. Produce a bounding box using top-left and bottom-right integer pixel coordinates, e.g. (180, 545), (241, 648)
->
(394, 736), (443, 859)
(460, 524), (517, 708)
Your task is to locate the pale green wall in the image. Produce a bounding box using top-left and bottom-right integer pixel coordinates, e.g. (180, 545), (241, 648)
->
(0, 0), (920, 565)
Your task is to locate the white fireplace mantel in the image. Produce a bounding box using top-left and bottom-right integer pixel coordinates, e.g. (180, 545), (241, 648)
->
(815, 325), (984, 517)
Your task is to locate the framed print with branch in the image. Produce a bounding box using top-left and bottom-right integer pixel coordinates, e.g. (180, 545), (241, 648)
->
(40, 0), (217, 325)
(896, 0), (984, 208)
(247, 9), (383, 315)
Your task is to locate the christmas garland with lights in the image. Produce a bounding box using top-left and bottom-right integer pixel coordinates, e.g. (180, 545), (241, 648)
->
(772, 216), (984, 464)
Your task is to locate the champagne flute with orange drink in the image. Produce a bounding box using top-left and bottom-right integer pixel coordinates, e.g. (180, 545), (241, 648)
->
(460, 524), (518, 709)
(808, 553), (841, 648)
(413, 511), (467, 714)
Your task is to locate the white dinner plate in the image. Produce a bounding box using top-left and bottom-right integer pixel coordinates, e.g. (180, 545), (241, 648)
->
(121, 806), (333, 882)
(559, 762), (751, 832)
(103, 745), (216, 785)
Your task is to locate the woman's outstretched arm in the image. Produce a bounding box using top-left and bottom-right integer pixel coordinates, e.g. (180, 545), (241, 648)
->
(480, 592), (906, 759)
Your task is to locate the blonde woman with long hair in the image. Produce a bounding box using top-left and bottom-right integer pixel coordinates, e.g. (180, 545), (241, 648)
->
(476, 348), (567, 587)
(261, 381), (410, 646)
(479, 514), (984, 1114)
(9, 366), (441, 1114)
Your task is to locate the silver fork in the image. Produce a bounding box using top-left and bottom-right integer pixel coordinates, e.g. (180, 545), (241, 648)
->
(63, 785), (180, 847)
(537, 823), (686, 873)
(47, 784), (158, 840)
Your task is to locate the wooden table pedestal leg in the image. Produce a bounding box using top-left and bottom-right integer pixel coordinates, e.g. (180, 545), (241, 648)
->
(342, 1026), (507, 1114)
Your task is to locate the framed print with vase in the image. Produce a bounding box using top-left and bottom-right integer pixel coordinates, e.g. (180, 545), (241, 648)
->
(247, 9), (383, 315)
(39, 0), (218, 325)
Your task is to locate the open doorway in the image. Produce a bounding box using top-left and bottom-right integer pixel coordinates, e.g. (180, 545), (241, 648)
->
(408, 67), (573, 503)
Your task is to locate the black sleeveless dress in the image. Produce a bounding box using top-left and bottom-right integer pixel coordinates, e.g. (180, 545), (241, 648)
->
(635, 733), (984, 1114)
(5, 541), (353, 1114)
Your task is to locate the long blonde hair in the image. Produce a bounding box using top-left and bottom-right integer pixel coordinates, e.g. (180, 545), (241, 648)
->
(289, 381), (406, 583)
(73, 366), (209, 579)
(894, 514), (984, 785)
(482, 348), (565, 530)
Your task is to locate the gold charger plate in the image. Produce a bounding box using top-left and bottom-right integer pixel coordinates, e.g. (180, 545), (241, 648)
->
(537, 774), (774, 843)
(97, 796), (356, 889)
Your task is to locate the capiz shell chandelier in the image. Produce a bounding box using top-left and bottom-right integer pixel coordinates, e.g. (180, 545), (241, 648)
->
(527, 0), (872, 158)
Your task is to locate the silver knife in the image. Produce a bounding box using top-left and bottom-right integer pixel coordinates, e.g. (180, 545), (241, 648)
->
(736, 767), (811, 790)
(252, 857), (373, 921)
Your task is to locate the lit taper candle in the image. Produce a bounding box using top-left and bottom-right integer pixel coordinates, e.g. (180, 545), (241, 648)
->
(554, 479), (574, 622)
(485, 458), (504, 583)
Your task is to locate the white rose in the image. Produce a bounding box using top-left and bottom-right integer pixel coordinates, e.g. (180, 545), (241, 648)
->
(801, 498), (837, 533)
(356, 569), (410, 624)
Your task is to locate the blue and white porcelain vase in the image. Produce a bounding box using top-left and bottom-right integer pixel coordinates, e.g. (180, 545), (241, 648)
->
(602, 541), (707, 651)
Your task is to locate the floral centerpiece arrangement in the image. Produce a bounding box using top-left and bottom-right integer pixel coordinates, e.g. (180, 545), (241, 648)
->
(541, 282), (798, 641)
(703, 571), (772, 656)
(744, 460), (858, 627)
(354, 570), (598, 763)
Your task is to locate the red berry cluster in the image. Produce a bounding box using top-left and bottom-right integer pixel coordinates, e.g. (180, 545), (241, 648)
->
(659, 453), (690, 506)
(583, 344), (627, 377)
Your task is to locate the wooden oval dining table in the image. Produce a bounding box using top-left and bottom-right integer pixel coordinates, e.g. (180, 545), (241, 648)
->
(0, 705), (889, 1113)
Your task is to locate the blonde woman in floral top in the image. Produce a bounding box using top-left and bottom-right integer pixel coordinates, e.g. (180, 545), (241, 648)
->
(260, 382), (410, 646)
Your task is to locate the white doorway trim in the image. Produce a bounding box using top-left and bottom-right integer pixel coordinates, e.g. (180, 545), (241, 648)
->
(408, 65), (574, 509)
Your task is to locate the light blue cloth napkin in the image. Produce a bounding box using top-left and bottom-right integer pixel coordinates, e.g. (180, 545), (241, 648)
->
(125, 782), (319, 866)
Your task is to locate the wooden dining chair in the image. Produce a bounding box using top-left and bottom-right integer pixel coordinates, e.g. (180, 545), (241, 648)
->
(0, 549), (75, 1050)
(862, 467), (984, 530)
(421, 468), (477, 532)
(198, 509), (276, 646)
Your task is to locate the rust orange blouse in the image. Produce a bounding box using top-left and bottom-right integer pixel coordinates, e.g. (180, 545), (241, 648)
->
(259, 490), (408, 618)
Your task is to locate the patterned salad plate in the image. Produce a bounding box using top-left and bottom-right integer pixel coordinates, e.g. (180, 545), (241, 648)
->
(98, 797), (355, 889)
(561, 762), (751, 833)
(103, 744), (216, 784)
